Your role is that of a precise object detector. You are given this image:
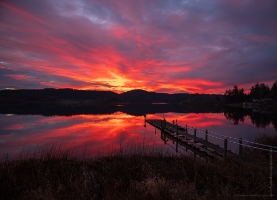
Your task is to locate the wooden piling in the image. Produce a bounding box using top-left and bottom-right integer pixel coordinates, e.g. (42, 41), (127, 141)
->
(186, 124), (188, 133)
(224, 139), (228, 158)
(205, 130), (208, 141)
(194, 129), (197, 143)
(160, 120), (163, 134)
(144, 114), (146, 126)
(239, 138), (242, 156)
(176, 123), (178, 134)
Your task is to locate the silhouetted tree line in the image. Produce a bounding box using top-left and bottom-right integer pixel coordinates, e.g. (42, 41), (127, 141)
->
(0, 88), (222, 104)
(0, 88), (118, 102)
(224, 80), (277, 104)
(224, 107), (277, 130)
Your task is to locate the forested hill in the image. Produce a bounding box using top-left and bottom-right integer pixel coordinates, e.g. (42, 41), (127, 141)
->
(0, 88), (222, 104)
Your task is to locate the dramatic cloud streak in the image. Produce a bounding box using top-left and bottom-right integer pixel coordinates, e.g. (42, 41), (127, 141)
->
(1, 0), (276, 93)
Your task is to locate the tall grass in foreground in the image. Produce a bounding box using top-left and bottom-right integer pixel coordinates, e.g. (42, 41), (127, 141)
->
(243, 133), (277, 165)
(0, 141), (276, 199)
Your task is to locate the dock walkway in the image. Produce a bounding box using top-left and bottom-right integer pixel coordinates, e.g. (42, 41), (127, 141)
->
(146, 119), (237, 159)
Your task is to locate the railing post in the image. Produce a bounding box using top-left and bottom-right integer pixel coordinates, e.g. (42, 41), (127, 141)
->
(161, 120), (164, 134)
(176, 142), (178, 152)
(144, 114), (146, 127)
(186, 124), (188, 133)
(205, 130), (208, 141)
(164, 119), (166, 129)
(176, 122), (178, 134)
(161, 132), (166, 143)
(224, 139), (228, 159)
(194, 129), (197, 143)
(239, 138), (242, 156)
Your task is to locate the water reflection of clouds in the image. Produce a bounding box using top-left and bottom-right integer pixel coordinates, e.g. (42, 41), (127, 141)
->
(0, 112), (276, 158)
(156, 113), (225, 128)
(0, 112), (158, 157)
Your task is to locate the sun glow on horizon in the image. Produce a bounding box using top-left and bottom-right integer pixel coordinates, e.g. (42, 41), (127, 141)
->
(0, 1), (276, 93)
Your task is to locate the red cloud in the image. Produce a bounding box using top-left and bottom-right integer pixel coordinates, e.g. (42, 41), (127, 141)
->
(1, 1), (276, 93)
(0, 2), (49, 26)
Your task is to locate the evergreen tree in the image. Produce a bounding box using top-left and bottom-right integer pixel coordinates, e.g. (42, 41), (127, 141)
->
(270, 80), (277, 100)
(224, 85), (245, 103)
(250, 82), (270, 99)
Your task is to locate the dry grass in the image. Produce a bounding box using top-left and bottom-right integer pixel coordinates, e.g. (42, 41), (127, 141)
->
(243, 133), (277, 165)
(0, 142), (276, 200)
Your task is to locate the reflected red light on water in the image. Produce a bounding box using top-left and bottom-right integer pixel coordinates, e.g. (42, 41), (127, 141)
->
(1, 112), (276, 159)
(150, 113), (225, 128)
(0, 112), (165, 158)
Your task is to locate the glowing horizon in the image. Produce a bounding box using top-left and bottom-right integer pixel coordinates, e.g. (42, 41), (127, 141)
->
(0, 0), (276, 94)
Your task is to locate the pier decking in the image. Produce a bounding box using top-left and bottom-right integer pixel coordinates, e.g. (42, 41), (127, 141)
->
(146, 119), (238, 159)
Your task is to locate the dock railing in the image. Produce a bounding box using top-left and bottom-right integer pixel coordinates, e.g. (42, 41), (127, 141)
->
(146, 118), (277, 159)
(178, 122), (277, 157)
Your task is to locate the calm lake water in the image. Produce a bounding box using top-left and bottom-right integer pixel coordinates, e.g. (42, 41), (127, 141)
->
(1, 108), (276, 158)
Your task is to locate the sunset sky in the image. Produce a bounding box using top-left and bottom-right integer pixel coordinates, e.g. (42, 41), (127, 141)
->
(0, 0), (276, 94)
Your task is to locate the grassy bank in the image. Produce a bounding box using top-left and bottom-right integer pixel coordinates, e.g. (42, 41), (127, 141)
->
(1, 143), (276, 200)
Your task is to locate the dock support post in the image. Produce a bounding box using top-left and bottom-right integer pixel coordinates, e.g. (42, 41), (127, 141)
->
(176, 123), (178, 134)
(144, 114), (146, 127)
(194, 129), (197, 143)
(239, 138), (242, 156)
(161, 132), (166, 143)
(205, 130), (208, 141)
(160, 120), (164, 135)
(186, 124), (188, 133)
(176, 142), (178, 152)
(224, 139), (228, 159)
(164, 119), (166, 129)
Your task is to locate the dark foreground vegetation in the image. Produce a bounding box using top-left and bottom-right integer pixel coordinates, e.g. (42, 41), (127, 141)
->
(1, 140), (276, 200)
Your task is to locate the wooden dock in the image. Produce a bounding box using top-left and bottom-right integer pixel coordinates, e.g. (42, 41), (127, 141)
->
(146, 119), (238, 159)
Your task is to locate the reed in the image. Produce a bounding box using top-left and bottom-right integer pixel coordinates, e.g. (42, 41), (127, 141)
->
(0, 140), (276, 199)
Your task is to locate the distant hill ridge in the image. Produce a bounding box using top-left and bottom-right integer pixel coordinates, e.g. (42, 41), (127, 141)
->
(0, 88), (222, 104)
